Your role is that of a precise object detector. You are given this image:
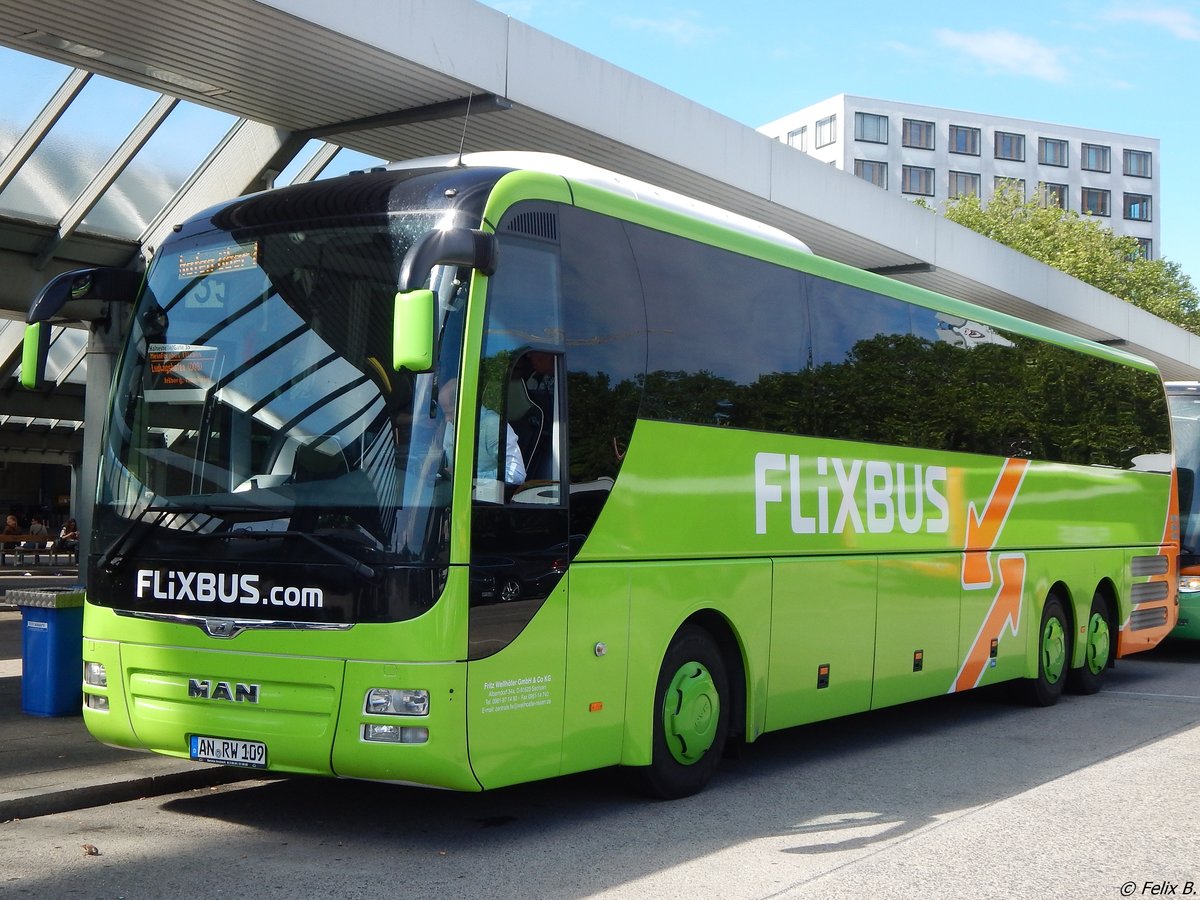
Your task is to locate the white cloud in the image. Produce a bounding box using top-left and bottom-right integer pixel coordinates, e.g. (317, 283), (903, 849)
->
(934, 29), (1069, 82)
(882, 40), (927, 60)
(613, 14), (725, 47)
(1103, 6), (1200, 40)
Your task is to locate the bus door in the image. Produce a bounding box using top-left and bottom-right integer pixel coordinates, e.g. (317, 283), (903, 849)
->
(464, 231), (571, 788)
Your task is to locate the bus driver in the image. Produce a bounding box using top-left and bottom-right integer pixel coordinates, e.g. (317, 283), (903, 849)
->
(437, 378), (526, 487)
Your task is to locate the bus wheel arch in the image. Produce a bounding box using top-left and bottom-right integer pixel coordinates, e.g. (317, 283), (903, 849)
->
(636, 616), (741, 799)
(1068, 583), (1116, 695)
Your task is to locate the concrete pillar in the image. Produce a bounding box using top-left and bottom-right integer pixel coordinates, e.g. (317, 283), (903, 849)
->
(77, 303), (131, 588)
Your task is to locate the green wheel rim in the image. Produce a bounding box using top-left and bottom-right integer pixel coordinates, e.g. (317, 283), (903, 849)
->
(662, 660), (720, 765)
(1083, 611), (1111, 675)
(1041, 615), (1067, 685)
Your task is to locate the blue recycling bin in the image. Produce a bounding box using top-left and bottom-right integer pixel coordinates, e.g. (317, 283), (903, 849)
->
(13, 590), (85, 717)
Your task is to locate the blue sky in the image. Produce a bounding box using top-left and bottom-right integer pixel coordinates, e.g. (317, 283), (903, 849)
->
(482, 0), (1200, 285)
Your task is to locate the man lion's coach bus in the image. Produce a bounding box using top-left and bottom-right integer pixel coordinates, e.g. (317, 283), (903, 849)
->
(23, 153), (1177, 798)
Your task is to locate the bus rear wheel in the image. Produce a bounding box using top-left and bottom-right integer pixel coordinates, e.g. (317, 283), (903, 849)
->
(1068, 591), (1112, 695)
(638, 625), (730, 800)
(1024, 594), (1070, 707)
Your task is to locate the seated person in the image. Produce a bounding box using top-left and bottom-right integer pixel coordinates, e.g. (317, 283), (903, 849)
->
(437, 378), (525, 486)
(21, 516), (49, 550)
(2, 514), (21, 550)
(56, 518), (79, 551)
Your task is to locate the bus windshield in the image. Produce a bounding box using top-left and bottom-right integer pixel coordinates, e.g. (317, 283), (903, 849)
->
(94, 215), (467, 620)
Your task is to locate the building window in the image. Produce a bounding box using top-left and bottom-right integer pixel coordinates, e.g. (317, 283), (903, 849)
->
(949, 170), (980, 198)
(902, 118), (935, 149)
(1038, 137), (1068, 167)
(853, 159), (888, 188)
(1082, 143), (1111, 172)
(1124, 192), (1152, 221)
(1124, 149), (1153, 178)
(902, 165), (935, 196)
(855, 112), (888, 144)
(1082, 187), (1111, 216)
(994, 176), (1026, 199)
(994, 131), (1025, 161)
(815, 115), (837, 148)
(787, 126), (808, 151)
(949, 125), (981, 156)
(1136, 238), (1153, 259)
(1038, 182), (1068, 209)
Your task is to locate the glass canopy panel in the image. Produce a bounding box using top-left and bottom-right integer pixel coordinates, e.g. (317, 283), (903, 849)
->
(314, 147), (389, 181)
(42, 325), (89, 385)
(81, 101), (238, 239)
(275, 138), (328, 186)
(0, 74), (157, 224)
(0, 47), (72, 165)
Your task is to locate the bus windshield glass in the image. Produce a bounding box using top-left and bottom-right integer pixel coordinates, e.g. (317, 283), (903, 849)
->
(1170, 388), (1200, 555)
(97, 215), (466, 596)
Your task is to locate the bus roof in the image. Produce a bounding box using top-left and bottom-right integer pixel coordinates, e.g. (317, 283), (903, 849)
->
(383, 151), (813, 257)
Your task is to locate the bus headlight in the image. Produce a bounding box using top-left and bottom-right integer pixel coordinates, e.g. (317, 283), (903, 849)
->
(84, 662), (107, 687)
(85, 694), (110, 711)
(1180, 574), (1200, 595)
(362, 724), (429, 744)
(364, 688), (429, 716)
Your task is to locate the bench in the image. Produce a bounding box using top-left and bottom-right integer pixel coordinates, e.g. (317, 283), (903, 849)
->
(0, 535), (77, 566)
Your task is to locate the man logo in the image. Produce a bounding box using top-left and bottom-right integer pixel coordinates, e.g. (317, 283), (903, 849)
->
(188, 678), (260, 703)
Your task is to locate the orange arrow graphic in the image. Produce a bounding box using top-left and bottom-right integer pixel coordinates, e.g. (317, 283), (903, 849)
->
(954, 554), (1026, 692)
(961, 458), (1030, 588)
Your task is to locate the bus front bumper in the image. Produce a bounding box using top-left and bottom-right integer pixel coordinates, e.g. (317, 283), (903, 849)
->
(81, 639), (481, 791)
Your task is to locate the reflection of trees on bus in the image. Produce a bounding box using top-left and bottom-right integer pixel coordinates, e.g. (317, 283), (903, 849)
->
(581, 331), (1167, 471)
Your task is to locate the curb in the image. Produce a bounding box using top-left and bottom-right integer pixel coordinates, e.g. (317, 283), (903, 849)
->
(0, 765), (264, 822)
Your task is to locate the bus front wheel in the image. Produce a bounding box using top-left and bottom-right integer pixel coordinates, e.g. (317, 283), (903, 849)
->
(1024, 594), (1071, 707)
(638, 625), (730, 800)
(1068, 591), (1112, 695)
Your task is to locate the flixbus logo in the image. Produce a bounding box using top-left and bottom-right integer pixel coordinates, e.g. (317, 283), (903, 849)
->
(188, 678), (260, 703)
(136, 569), (324, 608)
(754, 453), (950, 536)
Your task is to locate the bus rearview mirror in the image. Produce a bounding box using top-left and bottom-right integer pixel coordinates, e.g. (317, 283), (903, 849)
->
(393, 289), (435, 373)
(21, 266), (142, 391)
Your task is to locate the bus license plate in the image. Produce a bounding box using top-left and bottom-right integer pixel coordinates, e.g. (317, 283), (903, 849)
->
(190, 735), (267, 768)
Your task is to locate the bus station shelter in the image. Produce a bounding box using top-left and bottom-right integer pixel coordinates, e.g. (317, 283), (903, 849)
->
(0, 0), (1197, 561)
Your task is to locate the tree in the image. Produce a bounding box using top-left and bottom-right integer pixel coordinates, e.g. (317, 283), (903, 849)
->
(940, 186), (1200, 334)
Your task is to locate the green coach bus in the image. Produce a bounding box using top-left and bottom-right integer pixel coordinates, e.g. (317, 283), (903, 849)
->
(25, 152), (1177, 798)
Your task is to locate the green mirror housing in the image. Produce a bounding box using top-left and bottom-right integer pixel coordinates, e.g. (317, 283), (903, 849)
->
(20, 322), (51, 390)
(393, 288), (436, 373)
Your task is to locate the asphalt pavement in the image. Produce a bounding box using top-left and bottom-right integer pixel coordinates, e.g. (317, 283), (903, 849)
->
(0, 567), (250, 822)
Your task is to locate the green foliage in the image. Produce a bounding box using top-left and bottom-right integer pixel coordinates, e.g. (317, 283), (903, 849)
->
(943, 187), (1200, 334)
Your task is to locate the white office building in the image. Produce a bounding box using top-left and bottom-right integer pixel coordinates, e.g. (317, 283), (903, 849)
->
(760, 95), (1160, 259)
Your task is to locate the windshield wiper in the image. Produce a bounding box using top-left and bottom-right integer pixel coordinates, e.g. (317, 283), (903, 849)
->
(99, 500), (377, 580)
(98, 505), (173, 574)
(202, 528), (377, 580)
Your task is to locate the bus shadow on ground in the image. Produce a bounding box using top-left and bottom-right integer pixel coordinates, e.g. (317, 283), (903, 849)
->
(158, 666), (1200, 896)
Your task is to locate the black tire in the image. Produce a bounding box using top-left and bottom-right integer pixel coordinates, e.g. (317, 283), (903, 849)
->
(638, 625), (730, 800)
(1024, 594), (1071, 707)
(1068, 591), (1112, 695)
